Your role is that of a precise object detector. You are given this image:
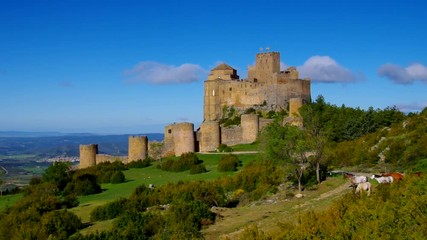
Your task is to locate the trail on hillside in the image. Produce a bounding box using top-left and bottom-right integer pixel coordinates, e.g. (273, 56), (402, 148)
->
(202, 178), (351, 240)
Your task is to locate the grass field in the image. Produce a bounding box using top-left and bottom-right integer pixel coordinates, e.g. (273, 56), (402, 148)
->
(70, 153), (258, 233)
(0, 153), (258, 215)
(0, 193), (23, 211)
(230, 142), (259, 152)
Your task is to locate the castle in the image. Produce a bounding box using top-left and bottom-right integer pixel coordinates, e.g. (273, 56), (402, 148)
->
(79, 51), (311, 168)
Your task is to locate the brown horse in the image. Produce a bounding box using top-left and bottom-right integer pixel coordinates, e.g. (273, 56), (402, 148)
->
(382, 172), (404, 181)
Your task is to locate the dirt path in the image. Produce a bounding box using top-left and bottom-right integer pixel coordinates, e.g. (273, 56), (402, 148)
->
(202, 178), (351, 240)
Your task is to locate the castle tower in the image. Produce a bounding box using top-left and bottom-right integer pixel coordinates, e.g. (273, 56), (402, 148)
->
(79, 144), (98, 169)
(204, 64), (239, 121)
(199, 121), (220, 152)
(128, 136), (148, 162)
(164, 122), (195, 156)
(241, 114), (259, 144)
(289, 97), (303, 116)
(204, 79), (221, 121)
(207, 63), (239, 80)
(248, 52), (280, 84)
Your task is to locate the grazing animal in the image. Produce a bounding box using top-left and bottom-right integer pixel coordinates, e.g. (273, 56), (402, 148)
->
(355, 182), (371, 196)
(382, 172), (404, 181)
(344, 172), (369, 187)
(371, 174), (393, 184)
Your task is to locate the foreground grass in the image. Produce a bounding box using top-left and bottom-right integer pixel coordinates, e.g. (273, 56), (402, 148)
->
(202, 176), (349, 239)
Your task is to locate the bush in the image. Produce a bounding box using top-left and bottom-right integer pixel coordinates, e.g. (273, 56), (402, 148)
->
(41, 210), (82, 239)
(90, 198), (128, 221)
(127, 158), (152, 168)
(218, 144), (233, 152)
(160, 152), (201, 172)
(64, 173), (102, 196)
(110, 171), (126, 184)
(190, 164), (207, 174)
(218, 154), (241, 172)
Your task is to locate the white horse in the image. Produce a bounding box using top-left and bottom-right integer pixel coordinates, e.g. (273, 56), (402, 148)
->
(355, 182), (371, 196)
(345, 172), (369, 187)
(371, 174), (393, 184)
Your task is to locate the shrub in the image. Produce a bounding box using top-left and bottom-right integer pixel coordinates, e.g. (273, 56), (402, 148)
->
(110, 171), (126, 184)
(64, 173), (102, 196)
(90, 198), (128, 221)
(190, 164), (207, 174)
(218, 154), (241, 172)
(218, 144), (233, 152)
(159, 152), (201, 172)
(127, 158), (152, 168)
(41, 210), (82, 239)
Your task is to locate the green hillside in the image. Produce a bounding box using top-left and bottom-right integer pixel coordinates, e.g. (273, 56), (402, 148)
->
(1, 101), (426, 239)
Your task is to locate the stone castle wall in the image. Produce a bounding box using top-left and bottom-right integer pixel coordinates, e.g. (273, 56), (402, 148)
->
(163, 122), (195, 156)
(289, 97), (304, 116)
(96, 154), (127, 164)
(79, 144), (98, 169)
(128, 136), (148, 162)
(221, 126), (243, 146)
(241, 114), (259, 144)
(199, 121), (220, 152)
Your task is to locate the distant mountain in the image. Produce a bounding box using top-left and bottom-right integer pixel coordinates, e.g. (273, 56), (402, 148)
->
(0, 131), (96, 138)
(0, 133), (164, 158)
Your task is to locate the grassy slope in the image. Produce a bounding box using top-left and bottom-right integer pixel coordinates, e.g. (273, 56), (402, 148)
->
(0, 193), (23, 211)
(202, 176), (350, 239)
(71, 153), (257, 234)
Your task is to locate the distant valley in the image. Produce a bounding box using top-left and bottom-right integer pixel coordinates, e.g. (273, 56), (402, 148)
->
(0, 132), (164, 158)
(0, 132), (164, 187)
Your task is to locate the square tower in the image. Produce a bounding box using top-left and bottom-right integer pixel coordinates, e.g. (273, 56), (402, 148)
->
(248, 52), (280, 83)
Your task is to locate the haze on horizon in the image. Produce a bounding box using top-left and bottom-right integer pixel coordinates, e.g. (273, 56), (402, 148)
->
(1, 0), (426, 134)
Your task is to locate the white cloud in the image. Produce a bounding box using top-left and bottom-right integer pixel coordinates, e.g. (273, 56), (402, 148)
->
(280, 62), (288, 71)
(395, 101), (427, 113)
(297, 56), (360, 83)
(378, 63), (427, 84)
(124, 61), (207, 84)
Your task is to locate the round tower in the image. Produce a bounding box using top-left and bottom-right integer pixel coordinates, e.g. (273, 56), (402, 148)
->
(163, 124), (175, 157)
(241, 114), (259, 144)
(199, 121), (220, 152)
(128, 136), (148, 163)
(173, 122), (195, 156)
(79, 144), (98, 169)
(289, 97), (303, 116)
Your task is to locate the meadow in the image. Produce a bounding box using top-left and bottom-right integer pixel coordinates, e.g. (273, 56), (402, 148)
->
(68, 153), (258, 233)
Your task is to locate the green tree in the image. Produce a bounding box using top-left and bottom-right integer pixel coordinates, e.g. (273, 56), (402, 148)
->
(42, 161), (72, 191)
(260, 122), (310, 192)
(300, 101), (327, 184)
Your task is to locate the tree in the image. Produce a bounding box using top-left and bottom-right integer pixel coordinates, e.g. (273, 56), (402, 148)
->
(260, 122), (310, 192)
(300, 102), (327, 184)
(42, 161), (72, 191)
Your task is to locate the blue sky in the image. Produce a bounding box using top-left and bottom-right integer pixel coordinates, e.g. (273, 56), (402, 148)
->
(1, 0), (426, 134)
